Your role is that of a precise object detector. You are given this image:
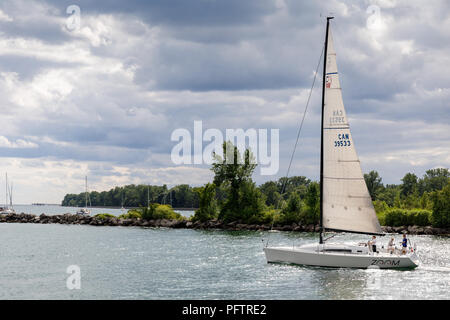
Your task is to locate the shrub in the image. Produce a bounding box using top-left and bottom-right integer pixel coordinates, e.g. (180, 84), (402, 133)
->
(373, 200), (389, 213)
(94, 213), (116, 220)
(118, 210), (142, 219)
(383, 208), (431, 227)
(153, 204), (184, 220)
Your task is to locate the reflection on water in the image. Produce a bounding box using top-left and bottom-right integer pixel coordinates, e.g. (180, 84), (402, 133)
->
(0, 223), (448, 299)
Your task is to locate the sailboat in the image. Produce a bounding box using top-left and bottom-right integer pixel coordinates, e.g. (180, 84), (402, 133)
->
(76, 176), (91, 215)
(120, 191), (126, 214)
(0, 173), (15, 214)
(264, 17), (418, 269)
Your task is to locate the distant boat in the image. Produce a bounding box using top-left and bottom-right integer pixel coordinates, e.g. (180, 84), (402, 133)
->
(0, 173), (15, 215)
(120, 192), (126, 214)
(76, 176), (91, 215)
(263, 17), (418, 269)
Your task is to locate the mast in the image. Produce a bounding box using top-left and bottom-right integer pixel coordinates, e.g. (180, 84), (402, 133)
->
(320, 17), (333, 244)
(5, 173), (7, 208)
(85, 176), (88, 209)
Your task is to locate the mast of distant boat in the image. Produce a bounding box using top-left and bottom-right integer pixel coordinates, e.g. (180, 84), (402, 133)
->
(85, 176), (88, 210)
(319, 16), (333, 244)
(5, 173), (8, 210)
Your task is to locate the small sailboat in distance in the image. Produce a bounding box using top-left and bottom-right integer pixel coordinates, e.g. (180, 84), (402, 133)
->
(76, 176), (91, 215)
(0, 173), (15, 214)
(263, 17), (419, 269)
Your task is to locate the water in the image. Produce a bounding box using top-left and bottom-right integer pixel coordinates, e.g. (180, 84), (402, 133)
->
(0, 223), (448, 299)
(11, 204), (194, 217)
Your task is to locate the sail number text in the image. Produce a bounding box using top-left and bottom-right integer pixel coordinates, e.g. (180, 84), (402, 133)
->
(330, 109), (346, 125)
(334, 133), (351, 147)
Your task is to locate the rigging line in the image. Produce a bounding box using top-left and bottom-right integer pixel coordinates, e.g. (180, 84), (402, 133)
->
(265, 44), (325, 247)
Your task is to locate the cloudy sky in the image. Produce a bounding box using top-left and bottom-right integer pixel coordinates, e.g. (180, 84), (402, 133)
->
(0, 0), (449, 204)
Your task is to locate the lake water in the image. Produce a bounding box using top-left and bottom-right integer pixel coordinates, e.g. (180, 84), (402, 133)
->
(0, 222), (448, 300)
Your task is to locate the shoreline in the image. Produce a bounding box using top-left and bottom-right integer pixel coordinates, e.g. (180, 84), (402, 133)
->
(0, 213), (448, 236)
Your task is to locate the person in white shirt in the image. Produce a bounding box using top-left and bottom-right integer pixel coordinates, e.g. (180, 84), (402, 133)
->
(388, 237), (395, 254)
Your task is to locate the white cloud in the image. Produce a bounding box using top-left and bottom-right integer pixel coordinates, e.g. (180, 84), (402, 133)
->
(0, 136), (38, 149)
(0, 9), (13, 22)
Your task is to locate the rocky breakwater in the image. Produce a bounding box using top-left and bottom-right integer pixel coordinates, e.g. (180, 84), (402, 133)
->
(0, 213), (448, 236)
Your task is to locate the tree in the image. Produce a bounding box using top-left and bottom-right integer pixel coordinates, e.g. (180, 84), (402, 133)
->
(364, 170), (384, 201)
(277, 176), (310, 199)
(401, 173), (418, 197)
(304, 182), (320, 226)
(259, 181), (282, 207)
(193, 183), (218, 222)
(420, 168), (450, 194)
(279, 193), (304, 224)
(431, 182), (450, 228)
(377, 184), (400, 207)
(211, 141), (257, 220)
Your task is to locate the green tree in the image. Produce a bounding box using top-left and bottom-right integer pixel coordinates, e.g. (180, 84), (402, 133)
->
(211, 141), (257, 221)
(193, 183), (218, 222)
(420, 168), (450, 194)
(364, 170), (384, 201)
(259, 181), (282, 207)
(401, 173), (418, 197)
(304, 182), (320, 226)
(431, 182), (450, 228)
(278, 193), (303, 224)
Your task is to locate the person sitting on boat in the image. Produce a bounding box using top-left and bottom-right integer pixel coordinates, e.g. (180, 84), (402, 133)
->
(401, 234), (408, 255)
(387, 237), (395, 254)
(369, 236), (377, 254)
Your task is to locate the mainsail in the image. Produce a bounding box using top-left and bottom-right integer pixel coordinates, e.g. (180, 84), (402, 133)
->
(321, 28), (382, 235)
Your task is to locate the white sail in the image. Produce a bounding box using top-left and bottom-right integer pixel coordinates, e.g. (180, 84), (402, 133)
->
(322, 30), (382, 234)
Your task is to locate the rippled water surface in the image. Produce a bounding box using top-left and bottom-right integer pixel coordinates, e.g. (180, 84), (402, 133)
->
(0, 223), (448, 299)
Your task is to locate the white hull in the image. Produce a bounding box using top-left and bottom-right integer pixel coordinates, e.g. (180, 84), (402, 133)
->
(264, 243), (418, 269)
(0, 208), (15, 215)
(76, 208), (91, 215)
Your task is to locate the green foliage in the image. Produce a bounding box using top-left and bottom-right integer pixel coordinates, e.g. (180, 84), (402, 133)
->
(154, 205), (184, 220)
(419, 168), (450, 194)
(377, 184), (400, 207)
(431, 182), (450, 228)
(62, 184), (199, 208)
(236, 181), (266, 223)
(259, 181), (282, 207)
(304, 182), (320, 225)
(94, 213), (116, 220)
(138, 204), (184, 220)
(383, 208), (432, 227)
(364, 170), (384, 201)
(212, 141), (264, 223)
(141, 203), (158, 220)
(401, 173), (418, 197)
(193, 183), (218, 222)
(373, 200), (389, 214)
(118, 210), (142, 219)
(277, 193), (304, 225)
